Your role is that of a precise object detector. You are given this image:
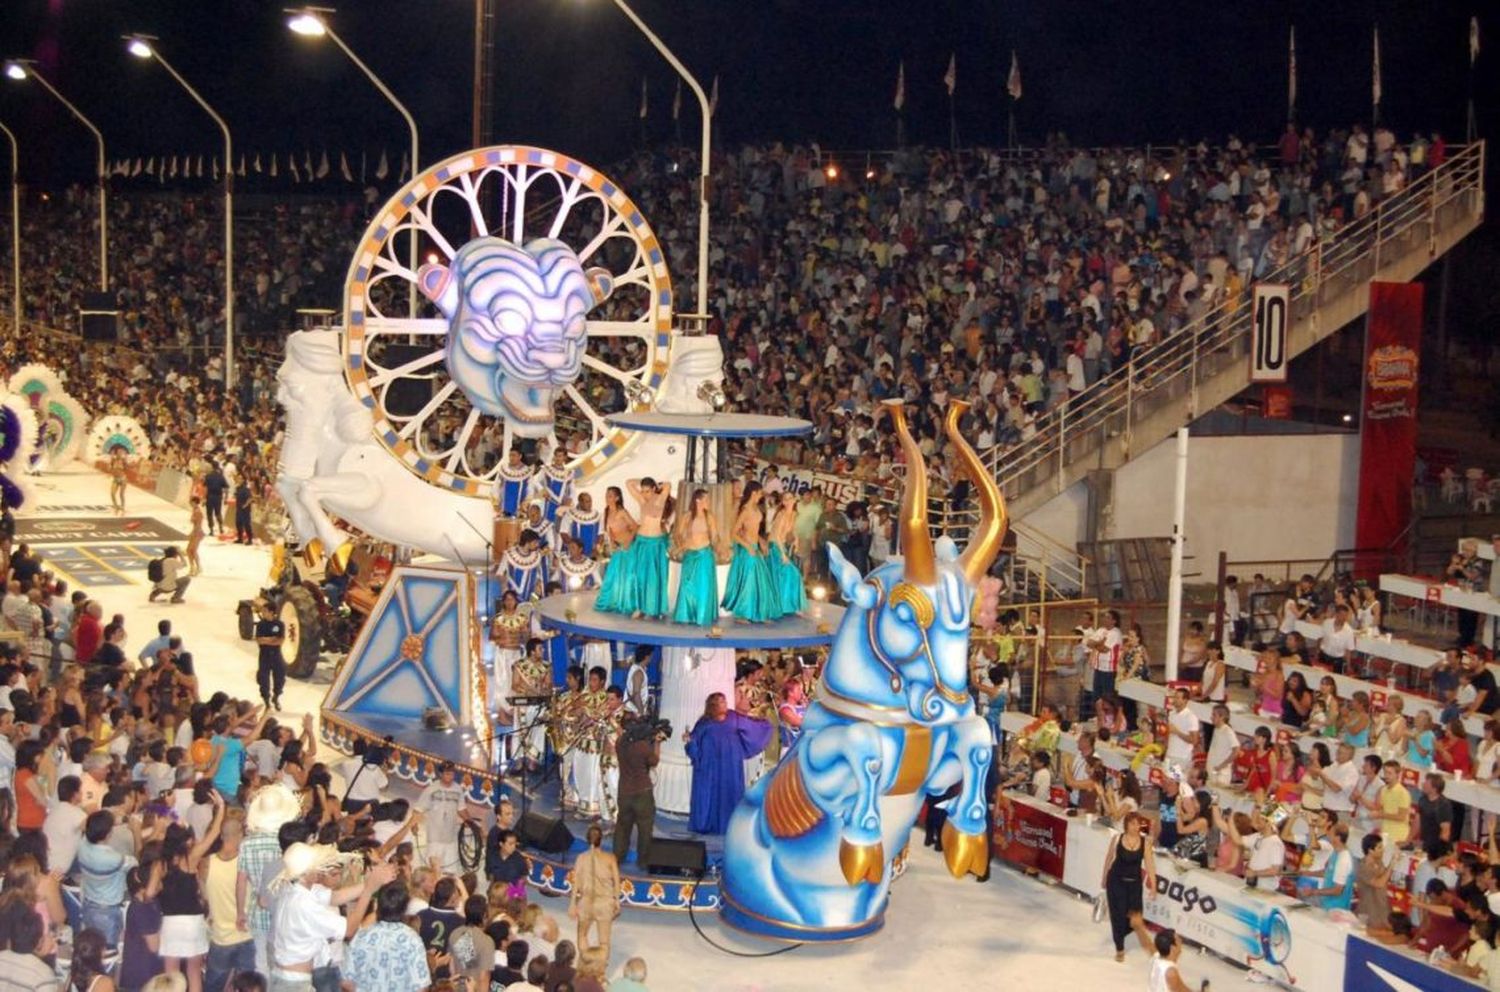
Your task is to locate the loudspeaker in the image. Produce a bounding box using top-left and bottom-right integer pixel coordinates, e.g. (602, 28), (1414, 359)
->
(518, 812), (574, 855)
(646, 837), (707, 877)
(381, 342), (436, 416)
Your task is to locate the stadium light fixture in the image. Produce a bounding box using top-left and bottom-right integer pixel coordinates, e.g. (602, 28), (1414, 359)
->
(124, 33), (236, 388)
(4, 57), (111, 291)
(287, 11), (329, 36)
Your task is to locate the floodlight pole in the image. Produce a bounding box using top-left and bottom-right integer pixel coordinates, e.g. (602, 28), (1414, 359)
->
(22, 67), (109, 291)
(313, 16), (420, 318)
(0, 122), (19, 337)
(608, 0), (711, 324)
(145, 44), (236, 388)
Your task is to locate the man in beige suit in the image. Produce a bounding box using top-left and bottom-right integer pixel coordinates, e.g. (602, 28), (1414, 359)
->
(569, 825), (621, 962)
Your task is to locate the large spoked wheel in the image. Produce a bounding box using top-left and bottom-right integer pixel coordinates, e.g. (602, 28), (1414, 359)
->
(342, 146), (676, 495)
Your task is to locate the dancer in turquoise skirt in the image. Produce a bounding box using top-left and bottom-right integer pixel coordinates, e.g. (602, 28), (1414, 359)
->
(721, 481), (780, 622)
(671, 487), (722, 625)
(626, 477), (674, 618)
(767, 490), (807, 615)
(594, 485), (639, 614)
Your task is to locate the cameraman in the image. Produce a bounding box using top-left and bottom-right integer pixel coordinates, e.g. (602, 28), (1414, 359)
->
(613, 715), (664, 867)
(334, 738), (390, 815)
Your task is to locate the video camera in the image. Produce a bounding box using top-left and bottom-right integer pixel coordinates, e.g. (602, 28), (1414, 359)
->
(363, 734), (395, 766)
(622, 716), (672, 744)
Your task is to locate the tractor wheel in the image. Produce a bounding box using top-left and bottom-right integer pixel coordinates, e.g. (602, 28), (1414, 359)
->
(281, 586), (323, 679)
(236, 600), (256, 641)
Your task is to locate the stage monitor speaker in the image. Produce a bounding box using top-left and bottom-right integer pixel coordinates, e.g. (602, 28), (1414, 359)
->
(646, 837), (707, 877)
(381, 342), (436, 416)
(518, 812), (575, 855)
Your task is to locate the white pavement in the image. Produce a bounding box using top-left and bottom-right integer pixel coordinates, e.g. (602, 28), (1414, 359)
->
(24, 464), (328, 722)
(28, 463), (1255, 990)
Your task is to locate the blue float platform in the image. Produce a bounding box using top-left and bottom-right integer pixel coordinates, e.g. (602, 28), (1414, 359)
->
(510, 771), (728, 911)
(604, 411), (813, 438)
(534, 591), (842, 649)
(321, 712), (727, 911)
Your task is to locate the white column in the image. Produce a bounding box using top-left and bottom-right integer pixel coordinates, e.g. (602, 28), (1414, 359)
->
(1165, 427), (1189, 681)
(653, 645), (735, 815)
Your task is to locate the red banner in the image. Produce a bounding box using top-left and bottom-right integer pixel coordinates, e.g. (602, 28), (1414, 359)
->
(1354, 282), (1423, 578)
(1263, 385), (1293, 419)
(994, 797), (1068, 880)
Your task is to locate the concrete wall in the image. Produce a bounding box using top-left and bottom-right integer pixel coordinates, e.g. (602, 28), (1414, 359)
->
(1021, 430), (1361, 571)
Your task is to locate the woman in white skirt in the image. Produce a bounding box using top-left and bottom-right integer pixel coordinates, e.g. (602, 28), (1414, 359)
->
(159, 793), (226, 992)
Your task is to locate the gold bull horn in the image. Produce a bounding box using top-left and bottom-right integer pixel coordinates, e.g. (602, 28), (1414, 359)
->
(884, 399), (935, 585)
(945, 400), (1008, 585)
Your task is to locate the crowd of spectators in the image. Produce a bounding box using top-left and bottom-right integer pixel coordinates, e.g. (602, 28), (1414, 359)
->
(0, 123), (1476, 991)
(0, 124), (1452, 501)
(0, 544), (656, 992)
(990, 555), (1500, 984)
(610, 124), (1447, 482)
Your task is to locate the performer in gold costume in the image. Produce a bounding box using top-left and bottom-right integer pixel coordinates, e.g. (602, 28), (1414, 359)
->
(599, 685), (626, 822)
(552, 666), (585, 808)
(572, 666), (611, 818)
(489, 590), (529, 755)
(511, 637), (554, 770)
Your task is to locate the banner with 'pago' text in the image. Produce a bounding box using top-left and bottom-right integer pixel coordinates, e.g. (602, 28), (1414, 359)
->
(1354, 282), (1423, 578)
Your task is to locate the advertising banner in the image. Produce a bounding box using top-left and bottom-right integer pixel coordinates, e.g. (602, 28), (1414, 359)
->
(1143, 864), (1346, 990)
(993, 794), (1068, 880)
(1354, 281), (1424, 576)
(749, 458), (871, 509)
(1344, 935), (1475, 992)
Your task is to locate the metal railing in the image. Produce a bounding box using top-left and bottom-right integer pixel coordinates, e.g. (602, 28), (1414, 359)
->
(944, 142), (1485, 531)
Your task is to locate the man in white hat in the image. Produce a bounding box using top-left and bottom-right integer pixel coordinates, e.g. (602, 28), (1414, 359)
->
(238, 784), (302, 974)
(269, 842), (395, 992)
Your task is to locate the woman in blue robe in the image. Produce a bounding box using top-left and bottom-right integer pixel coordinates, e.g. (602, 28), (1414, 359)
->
(685, 692), (772, 834)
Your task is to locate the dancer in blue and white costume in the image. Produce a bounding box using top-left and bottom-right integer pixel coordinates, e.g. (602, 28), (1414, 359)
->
(533, 446), (575, 524)
(671, 487), (722, 626)
(555, 536), (600, 591)
(593, 486), (638, 614)
(557, 491), (603, 557)
(767, 490), (807, 616)
(500, 529), (549, 601)
(523, 501), (555, 552)
(494, 447), (533, 518)
(720, 481), (779, 623)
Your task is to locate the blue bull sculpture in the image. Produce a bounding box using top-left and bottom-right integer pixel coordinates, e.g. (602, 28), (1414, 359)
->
(720, 399), (1007, 941)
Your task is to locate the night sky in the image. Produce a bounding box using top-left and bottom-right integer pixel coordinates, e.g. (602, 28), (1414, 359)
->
(0, 1), (1491, 186)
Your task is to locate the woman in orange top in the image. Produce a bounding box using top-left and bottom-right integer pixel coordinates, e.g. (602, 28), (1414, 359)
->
(15, 740), (48, 832)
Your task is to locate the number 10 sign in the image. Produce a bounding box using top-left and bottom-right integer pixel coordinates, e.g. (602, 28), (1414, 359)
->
(1250, 284), (1290, 383)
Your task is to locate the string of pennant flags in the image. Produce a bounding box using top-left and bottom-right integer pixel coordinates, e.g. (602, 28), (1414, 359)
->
(106, 149), (412, 184)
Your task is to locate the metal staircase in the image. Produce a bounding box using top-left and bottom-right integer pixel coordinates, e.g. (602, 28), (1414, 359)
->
(957, 141), (1487, 527)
